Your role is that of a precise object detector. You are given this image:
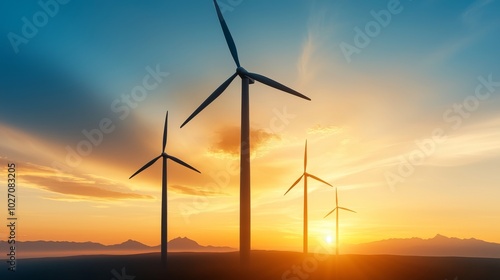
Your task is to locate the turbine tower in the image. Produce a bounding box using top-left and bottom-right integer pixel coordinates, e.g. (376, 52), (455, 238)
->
(284, 140), (332, 254)
(324, 187), (356, 256)
(181, 0), (311, 264)
(130, 111), (200, 266)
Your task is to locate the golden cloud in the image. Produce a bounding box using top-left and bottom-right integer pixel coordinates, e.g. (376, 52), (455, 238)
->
(307, 124), (343, 135)
(169, 185), (224, 196)
(208, 126), (280, 158)
(0, 158), (153, 201)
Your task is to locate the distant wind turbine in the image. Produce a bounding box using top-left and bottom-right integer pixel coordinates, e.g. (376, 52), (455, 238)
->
(130, 111), (200, 266)
(324, 187), (356, 256)
(284, 140), (332, 254)
(181, 0), (311, 264)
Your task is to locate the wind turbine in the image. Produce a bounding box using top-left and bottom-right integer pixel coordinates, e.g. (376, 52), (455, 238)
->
(130, 111), (200, 266)
(324, 187), (356, 256)
(180, 0), (311, 264)
(284, 140), (332, 254)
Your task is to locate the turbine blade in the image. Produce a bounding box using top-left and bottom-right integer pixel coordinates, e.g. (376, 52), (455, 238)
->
(284, 174), (304, 195)
(245, 72), (311, 101)
(304, 140), (307, 172)
(167, 155), (201, 173)
(339, 207), (356, 213)
(307, 174), (333, 187)
(180, 73), (237, 128)
(162, 111), (168, 152)
(213, 0), (240, 67)
(324, 208), (337, 218)
(129, 155), (162, 179)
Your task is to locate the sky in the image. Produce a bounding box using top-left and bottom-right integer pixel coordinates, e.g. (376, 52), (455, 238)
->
(1, 0), (500, 252)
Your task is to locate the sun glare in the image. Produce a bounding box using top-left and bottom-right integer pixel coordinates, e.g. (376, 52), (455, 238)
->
(325, 235), (333, 244)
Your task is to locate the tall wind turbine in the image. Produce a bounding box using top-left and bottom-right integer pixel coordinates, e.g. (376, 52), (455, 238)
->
(284, 140), (332, 254)
(130, 111), (200, 266)
(181, 0), (311, 264)
(324, 187), (356, 256)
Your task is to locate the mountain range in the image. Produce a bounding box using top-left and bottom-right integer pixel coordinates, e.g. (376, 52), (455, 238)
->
(344, 234), (500, 258)
(0, 237), (235, 258)
(2, 235), (499, 259)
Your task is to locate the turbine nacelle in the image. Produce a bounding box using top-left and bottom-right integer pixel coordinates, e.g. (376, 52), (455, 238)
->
(130, 111), (201, 179)
(283, 141), (332, 195)
(324, 188), (356, 218)
(236, 67), (255, 84)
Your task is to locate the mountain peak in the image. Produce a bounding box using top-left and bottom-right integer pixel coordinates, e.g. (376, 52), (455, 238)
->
(345, 234), (500, 258)
(123, 239), (139, 243)
(433, 234), (449, 239)
(169, 236), (200, 247)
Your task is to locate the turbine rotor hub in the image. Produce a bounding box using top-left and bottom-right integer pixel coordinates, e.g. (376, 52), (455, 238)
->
(236, 66), (248, 75)
(236, 67), (255, 84)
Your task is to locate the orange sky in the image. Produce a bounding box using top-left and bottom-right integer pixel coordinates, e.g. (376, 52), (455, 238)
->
(1, 0), (500, 253)
(2, 68), (500, 251)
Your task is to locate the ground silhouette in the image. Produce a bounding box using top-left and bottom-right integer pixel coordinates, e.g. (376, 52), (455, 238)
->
(2, 251), (499, 280)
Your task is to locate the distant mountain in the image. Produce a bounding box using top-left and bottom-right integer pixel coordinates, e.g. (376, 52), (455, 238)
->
(4, 235), (499, 259)
(107, 239), (153, 251)
(344, 234), (500, 258)
(5, 239), (153, 252)
(164, 237), (235, 252)
(0, 237), (236, 258)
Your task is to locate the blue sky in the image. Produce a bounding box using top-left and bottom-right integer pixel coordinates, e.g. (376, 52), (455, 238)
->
(1, 0), (499, 133)
(1, 0), (500, 249)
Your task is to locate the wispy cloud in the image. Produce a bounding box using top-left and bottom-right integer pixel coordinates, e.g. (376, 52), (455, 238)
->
(307, 124), (343, 136)
(462, 0), (494, 27)
(428, 115), (500, 166)
(207, 126), (280, 158)
(169, 184), (225, 196)
(0, 158), (154, 201)
(364, 112), (500, 175)
(422, 0), (495, 66)
(297, 4), (336, 87)
(422, 33), (482, 66)
(0, 122), (59, 162)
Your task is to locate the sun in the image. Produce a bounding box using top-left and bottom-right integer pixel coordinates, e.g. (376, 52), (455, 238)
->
(325, 235), (333, 244)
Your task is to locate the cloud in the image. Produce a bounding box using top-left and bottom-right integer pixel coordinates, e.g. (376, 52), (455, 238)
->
(422, 33), (481, 66)
(307, 124), (343, 135)
(0, 158), (154, 201)
(169, 185), (224, 196)
(297, 3), (335, 87)
(462, 0), (494, 27)
(0, 122), (60, 162)
(207, 126), (280, 158)
(28, 175), (152, 201)
(298, 31), (317, 87)
(371, 112), (500, 171)
(422, 0), (496, 67)
(428, 116), (500, 166)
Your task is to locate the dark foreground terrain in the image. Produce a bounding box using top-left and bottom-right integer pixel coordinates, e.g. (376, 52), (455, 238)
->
(2, 251), (500, 280)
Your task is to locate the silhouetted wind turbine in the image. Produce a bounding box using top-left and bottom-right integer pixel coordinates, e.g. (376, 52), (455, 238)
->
(324, 187), (356, 256)
(284, 140), (332, 254)
(130, 111), (200, 267)
(180, 0), (311, 264)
